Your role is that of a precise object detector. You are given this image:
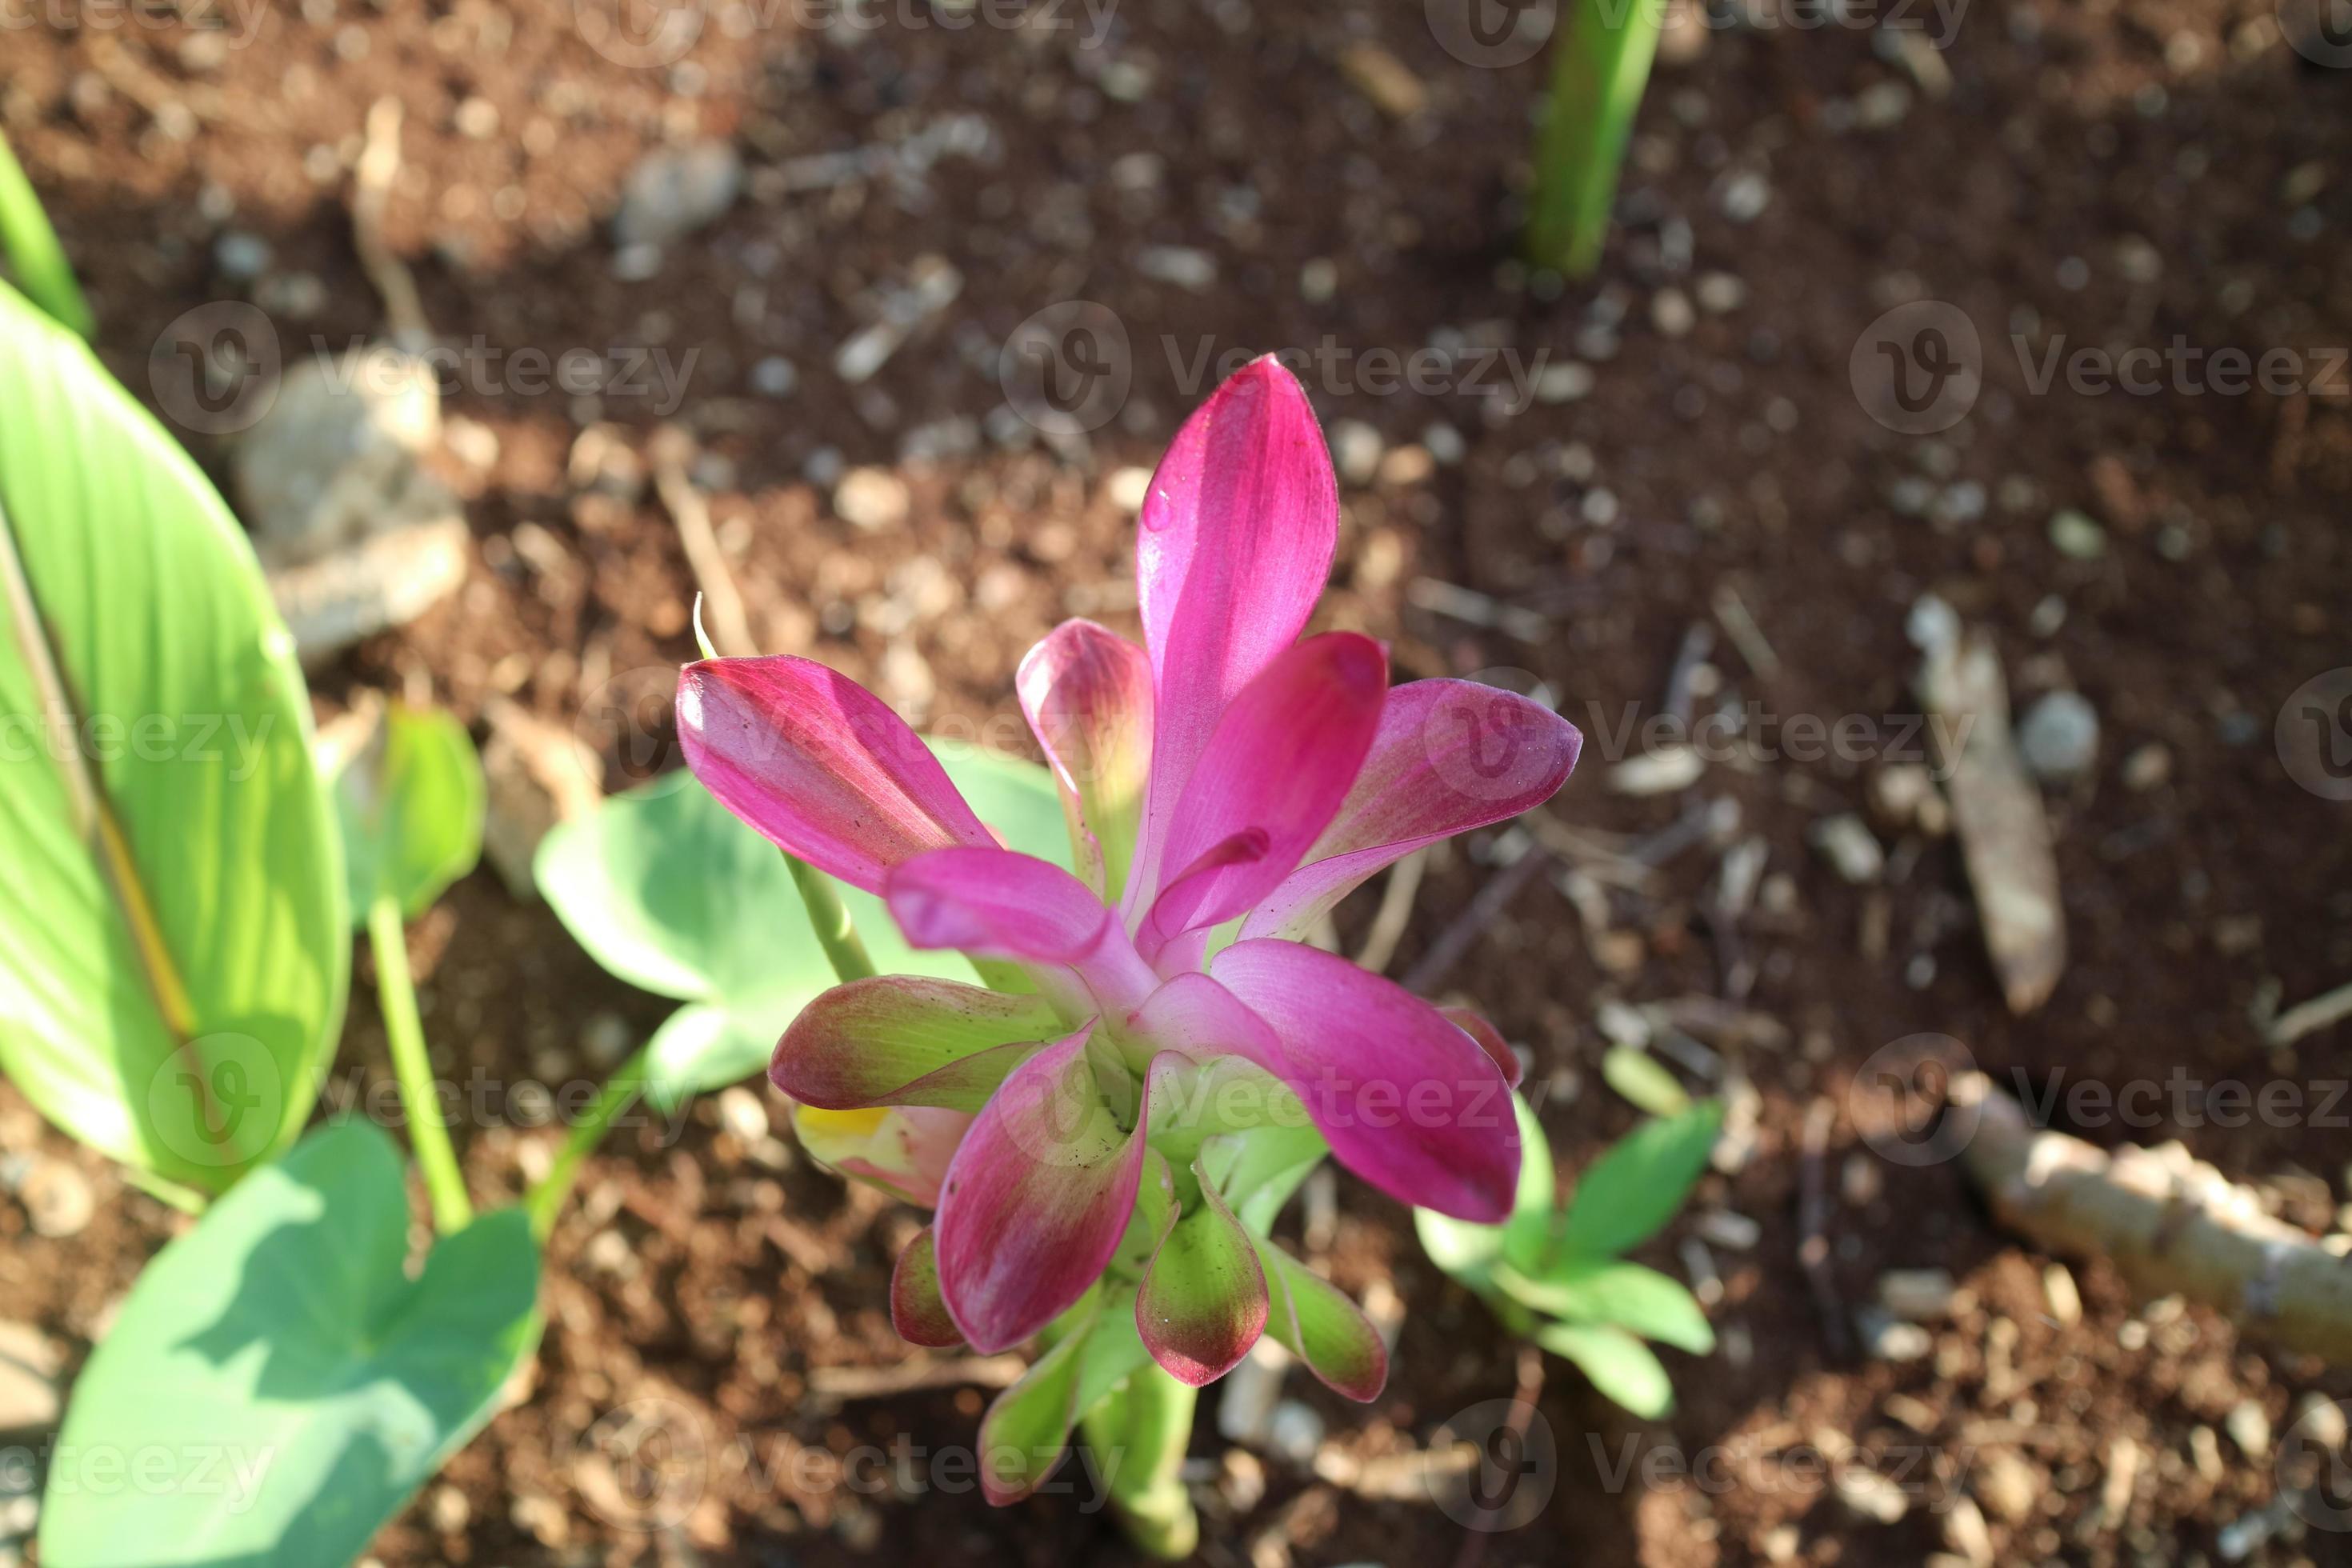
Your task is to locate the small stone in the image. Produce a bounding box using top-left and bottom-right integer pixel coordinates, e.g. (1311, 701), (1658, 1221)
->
(1422, 423), (1466, 466)
(2293, 1393), (2350, 1450)
(834, 467), (910, 532)
(1534, 361), (1596, 403)
(1298, 257), (1338, 303)
(1719, 171), (1771, 222)
(1870, 764), (1949, 835)
(20, 1160), (93, 1239)
(1218, 1448), (1266, 1512)
(2225, 1398), (2270, 1460)
(1609, 746), (1705, 796)
(614, 142), (743, 249)
(2017, 690), (2100, 782)
(1106, 466), (1152, 514)
(750, 356), (798, 398)
(1266, 1400), (1324, 1465)
(267, 517), (469, 666)
(1878, 1268), (1959, 1321)
(427, 1484), (470, 1534)
(1943, 1497), (1995, 1567)
(235, 347), (443, 568)
(1338, 42), (1427, 118)
(1651, 288), (1695, 338)
(2042, 1262), (2082, 1326)
(1835, 1466), (1910, 1523)
(214, 230), (274, 282)
(1856, 80), (1913, 128)
(1328, 419), (1384, 486)
(2122, 742), (2171, 791)
(1695, 272), (1746, 313)
(1136, 246), (1218, 291)
(1377, 445), (1434, 488)
(581, 1013), (633, 1070)
(1810, 814), (1885, 885)
(0, 1322), (62, 1438)
(1973, 1449), (2039, 1524)
(716, 1086), (770, 1145)
(2048, 508), (2107, 558)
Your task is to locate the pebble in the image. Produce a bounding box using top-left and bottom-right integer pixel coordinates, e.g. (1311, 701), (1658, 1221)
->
(614, 142), (744, 249)
(1609, 746), (1705, 796)
(2017, 690), (2100, 782)
(1534, 361), (1596, 403)
(1720, 171), (1771, 222)
(2225, 1398), (2270, 1460)
(1650, 288), (1695, 338)
(1298, 257), (1338, 303)
(1973, 1449), (2039, 1524)
(834, 467), (910, 531)
(0, 1322), (61, 1437)
(716, 1086), (770, 1145)
(1810, 814), (1885, 885)
(235, 347), (444, 567)
(2042, 1262), (2082, 1326)
(1106, 466), (1152, 513)
(750, 356), (798, 398)
(214, 230), (274, 281)
(20, 1160), (93, 1239)
(1695, 272), (1747, 314)
(1870, 764), (1949, 835)
(1328, 419), (1384, 487)
(1878, 1268), (1960, 1321)
(1835, 1466), (1910, 1523)
(267, 518), (470, 666)
(2048, 508), (2107, 558)
(1265, 1400), (1324, 1465)
(1136, 245), (1218, 290)
(2293, 1393), (2349, 1450)
(1855, 80), (1914, 128)
(1422, 422), (1466, 466)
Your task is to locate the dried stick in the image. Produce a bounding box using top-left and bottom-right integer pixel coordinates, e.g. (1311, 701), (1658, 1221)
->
(1954, 1073), (2352, 1363)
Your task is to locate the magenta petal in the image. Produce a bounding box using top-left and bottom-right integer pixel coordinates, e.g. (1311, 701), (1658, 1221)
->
(1441, 1006), (1524, 1090)
(1209, 939), (1520, 1222)
(1126, 972), (1287, 1076)
(1018, 620), (1154, 902)
(677, 656), (993, 892)
(933, 1028), (1148, 1352)
(1132, 358), (1340, 903)
(1242, 679), (1582, 940)
(1140, 633), (1388, 947)
(886, 847), (1159, 1014)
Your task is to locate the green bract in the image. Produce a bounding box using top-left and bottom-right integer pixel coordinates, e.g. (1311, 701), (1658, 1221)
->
(331, 702), (486, 922)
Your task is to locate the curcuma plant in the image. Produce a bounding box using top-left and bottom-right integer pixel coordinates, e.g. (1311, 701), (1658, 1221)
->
(669, 358), (1584, 1551)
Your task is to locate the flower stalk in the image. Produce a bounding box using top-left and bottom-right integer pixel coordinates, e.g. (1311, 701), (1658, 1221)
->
(366, 891), (472, 1234)
(1082, 1366), (1199, 1559)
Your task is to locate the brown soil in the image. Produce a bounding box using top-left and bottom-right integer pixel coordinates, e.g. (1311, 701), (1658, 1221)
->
(5, 1), (2352, 1565)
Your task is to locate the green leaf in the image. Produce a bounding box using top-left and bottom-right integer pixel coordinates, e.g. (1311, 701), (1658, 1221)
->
(38, 1120), (542, 1566)
(1499, 1258), (1714, 1354)
(0, 133), (92, 337)
(535, 746), (1070, 1105)
(0, 279), (346, 1193)
(331, 703), (484, 922)
(1601, 1046), (1690, 1117)
(1556, 1100), (1721, 1261)
(1535, 1321), (1674, 1418)
(1414, 1091), (1554, 1290)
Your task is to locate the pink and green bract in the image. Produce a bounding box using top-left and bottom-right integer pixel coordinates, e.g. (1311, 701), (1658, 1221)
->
(677, 358), (1581, 1494)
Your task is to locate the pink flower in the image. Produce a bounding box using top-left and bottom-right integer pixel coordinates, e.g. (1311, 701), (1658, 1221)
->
(678, 358), (1580, 1414)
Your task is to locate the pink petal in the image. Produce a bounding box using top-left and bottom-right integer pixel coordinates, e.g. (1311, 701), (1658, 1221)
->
(677, 656), (993, 893)
(1441, 1006), (1525, 1090)
(890, 1227), (964, 1348)
(1255, 1237), (1389, 1402)
(1242, 679), (1582, 940)
(1210, 939), (1519, 1222)
(772, 976), (1064, 1110)
(1125, 971), (1286, 1076)
(886, 847), (1159, 1015)
(1018, 620), (1154, 902)
(934, 1027), (1149, 1352)
(1139, 633), (1388, 954)
(1131, 358), (1339, 907)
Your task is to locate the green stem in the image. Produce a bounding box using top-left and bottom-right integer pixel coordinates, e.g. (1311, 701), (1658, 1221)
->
(1524, 0), (1666, 278)
(0, 130), (94, 337)
(366, 893), (474, 1234)
(1082, 1363), (1199, 1559)
(786, 853), (874, 982)
(526, 1042), (652, 1240)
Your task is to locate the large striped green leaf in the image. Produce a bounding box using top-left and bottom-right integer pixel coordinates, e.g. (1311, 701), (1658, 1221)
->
(0, 279), (347, 1192)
